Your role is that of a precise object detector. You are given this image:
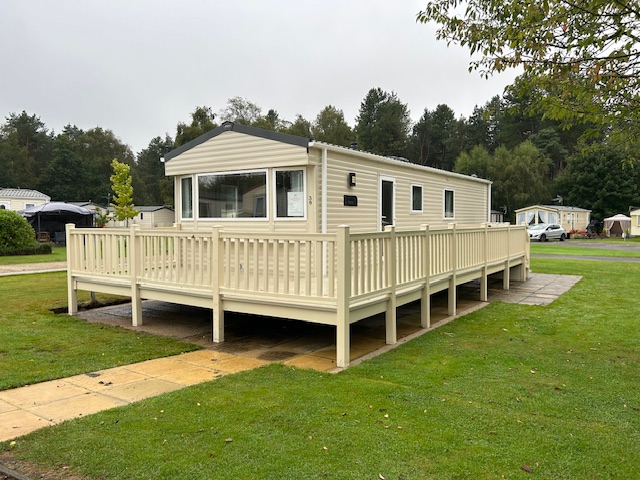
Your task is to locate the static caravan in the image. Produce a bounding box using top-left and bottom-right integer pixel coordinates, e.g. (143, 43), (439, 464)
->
(515, 204), (591, 233)
(108, 206), (175, 228)
(0, 188), (50, 211)
(65, 122), (529, 368)
(630, 208), (640, 237)
(164, 122), (492, 232)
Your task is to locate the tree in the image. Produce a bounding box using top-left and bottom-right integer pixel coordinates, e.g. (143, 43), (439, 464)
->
(218, 97), (262, 125)
(39, 125), (85, 201)
(251, 109), (288, 131)
(554, 142), (640, 220)
(283, 114), (312, 138)
(110, 159), (139, 225)
(175, 106), (217, 147)
(410, 104), (462, 170)
(311, 105), (353, 146)
(355, 88), (411, 157)
(417, 1), (640, 141)
(0, 111), (53, 188)
(136, 135), (174, 205)
(455, 140), (551, 219)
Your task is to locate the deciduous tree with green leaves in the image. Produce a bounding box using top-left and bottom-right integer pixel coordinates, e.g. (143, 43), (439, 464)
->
(417, 1), (640, 142)
(110, 159), (139, 225)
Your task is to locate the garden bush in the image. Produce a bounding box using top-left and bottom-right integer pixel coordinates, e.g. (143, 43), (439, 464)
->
(0, 209), (39, 253)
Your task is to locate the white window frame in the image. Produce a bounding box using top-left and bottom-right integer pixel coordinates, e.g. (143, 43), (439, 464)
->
(443, 189), (455, 219)
(410, 183), (423, 214)
(180, 176), (194, 220)
(273, 167), (307, 221)
(196, 169), (269, 221)
(24, 203), (35, 209)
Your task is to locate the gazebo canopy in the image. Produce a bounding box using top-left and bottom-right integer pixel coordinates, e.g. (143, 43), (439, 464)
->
(21, 202), (94, 237)
(603, 214), (631, 236)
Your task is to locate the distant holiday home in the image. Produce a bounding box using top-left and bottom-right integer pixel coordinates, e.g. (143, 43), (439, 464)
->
(0, 188), (50, 211)
(515, 205), (591, 232)
(107, 206), (175, 228)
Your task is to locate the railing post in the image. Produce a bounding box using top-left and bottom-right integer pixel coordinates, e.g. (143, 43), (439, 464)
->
(420, 224), (431, 328)
(503, 225), (511, 290)
(480, 223), (489, 302)
(384, 225), (397, 344)
(336, 225), (351, 368)
(212, 226), (224, 343)
(448, 223), (457, 316)
(66, 223), (78, 315)
(130, 225), (142, 326)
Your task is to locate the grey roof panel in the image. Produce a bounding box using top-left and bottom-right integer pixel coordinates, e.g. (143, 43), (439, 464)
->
(0, 188), (49, 199)
(164, 121), (310, 162)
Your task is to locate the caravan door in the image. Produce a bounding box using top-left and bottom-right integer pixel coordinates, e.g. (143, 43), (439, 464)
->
(379, 175), (395, 231)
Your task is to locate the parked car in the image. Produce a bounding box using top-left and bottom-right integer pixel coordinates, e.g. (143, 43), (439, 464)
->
(527, 223), (566, 242)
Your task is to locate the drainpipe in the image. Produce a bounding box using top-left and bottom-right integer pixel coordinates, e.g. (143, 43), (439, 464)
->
(321, 146), (328, 234)
(487, 183), (492, 223)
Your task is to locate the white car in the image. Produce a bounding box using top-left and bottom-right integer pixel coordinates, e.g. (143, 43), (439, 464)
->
(527, 223), (567, 242)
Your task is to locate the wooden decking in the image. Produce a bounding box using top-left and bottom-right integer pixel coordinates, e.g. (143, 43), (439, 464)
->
(66, 223), (530, 367)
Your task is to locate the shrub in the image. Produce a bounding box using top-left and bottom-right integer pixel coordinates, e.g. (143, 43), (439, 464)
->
(0, 242), (52, 256)
(0, 210), (37, 250)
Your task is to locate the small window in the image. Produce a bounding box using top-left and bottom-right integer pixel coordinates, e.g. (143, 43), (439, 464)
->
(25, 203), (35, 209)
(181, 177), (193, 219)
(444, 189), (454, 219)
(275, 169), (305, 218)
(411, 184), (423, 213)
(517, 213), (525, 225)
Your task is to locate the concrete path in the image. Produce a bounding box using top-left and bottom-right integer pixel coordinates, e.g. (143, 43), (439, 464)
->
(0, 272), (580, 442)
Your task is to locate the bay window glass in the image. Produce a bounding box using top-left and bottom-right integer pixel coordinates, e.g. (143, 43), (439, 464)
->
(198, 171), (267, 218)
(181, 177), (193, 219)
(276, 169), (304, 218)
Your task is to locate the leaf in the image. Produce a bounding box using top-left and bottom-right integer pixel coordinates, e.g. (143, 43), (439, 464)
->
(522, 464), (533, 473)
(379, 474), (386, 480)
(225, 438), (233, 443)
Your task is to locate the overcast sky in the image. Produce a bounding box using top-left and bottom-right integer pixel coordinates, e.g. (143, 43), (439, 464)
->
(1, 0), (519, 155)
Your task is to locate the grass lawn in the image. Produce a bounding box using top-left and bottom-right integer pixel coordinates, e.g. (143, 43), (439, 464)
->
(0, 246), (67, 264)
(2, 258), (639, 479)
(0, 271), (198, 390)
(530, 242), (640, 257)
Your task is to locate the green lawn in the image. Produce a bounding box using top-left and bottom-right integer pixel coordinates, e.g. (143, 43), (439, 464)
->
(0, 271), (198, 390)
(2, 258), (639, 479)
(530, 242), (640, 257)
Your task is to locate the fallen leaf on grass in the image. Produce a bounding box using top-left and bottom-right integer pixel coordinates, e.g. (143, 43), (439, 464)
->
(225, 438), (233, 443)
(522, 464), (533, 473)
(379, 474), (386, 479)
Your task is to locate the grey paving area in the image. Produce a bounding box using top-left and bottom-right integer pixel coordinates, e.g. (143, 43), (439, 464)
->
(483, 273), (581, 305)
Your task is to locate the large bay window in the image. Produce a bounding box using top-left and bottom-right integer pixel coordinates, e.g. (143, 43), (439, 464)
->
(198, 171), (267, 219)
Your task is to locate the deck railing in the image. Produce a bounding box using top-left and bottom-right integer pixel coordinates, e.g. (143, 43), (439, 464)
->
(67, 222), (528, 368)
(68, 223), (527, 303)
